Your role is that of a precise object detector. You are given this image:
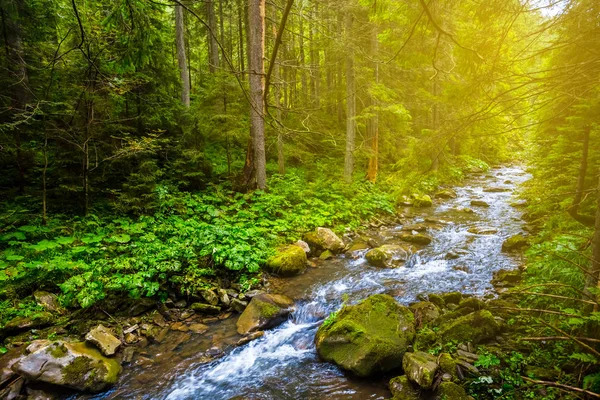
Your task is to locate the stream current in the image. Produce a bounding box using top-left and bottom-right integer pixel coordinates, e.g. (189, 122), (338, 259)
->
(88, 166), (530, 400)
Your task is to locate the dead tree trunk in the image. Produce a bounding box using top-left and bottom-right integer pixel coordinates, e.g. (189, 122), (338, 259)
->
(175, 3), (190, 107)
(343, 12), (355, 183)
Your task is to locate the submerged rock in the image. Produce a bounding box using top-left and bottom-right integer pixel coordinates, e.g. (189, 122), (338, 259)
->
(483, 187), (511, 193)
(389, 375), (419, 400)
(303, 227), (345, 254)
(265, 245), (307, 276)
(467, 226), (498, 235)
(470, 200), (490, 207)
(501, 234), (529, 252)
(399, 233), (432, 245)
(365, 244), (412, 268)
(85, 325), (121, 356)
(236, 294), (294, 335)
(315, 294), (415, 377)
(12, 341), (121, 392)
(438, 310), (500, 344)
(403, 351), (438, 389)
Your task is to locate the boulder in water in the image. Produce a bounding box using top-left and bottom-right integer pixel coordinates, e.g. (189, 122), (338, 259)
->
(501, 234), (529, 252)
(467, 226), (498, 235)
(401, 224), (427, 232)
(12, 341), (121, 392)
(435, 189), (457, 199)
(236, 294), (294, 335)
(438, 310), (500, 344)
(303, 228), (345, 254)
(399, 233), (432, 245)
(265, 245), (307, 276)
(402, 351), (438, 389)
(483, 187), (511, 193)
(365, 244), (412, 268)
(389, 375), (419, 400)
(470, 200), (490, 207)
(315, 294), (415, 377)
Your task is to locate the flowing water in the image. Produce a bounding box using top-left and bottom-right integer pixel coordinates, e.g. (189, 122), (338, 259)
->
(86, 166), (530, 400)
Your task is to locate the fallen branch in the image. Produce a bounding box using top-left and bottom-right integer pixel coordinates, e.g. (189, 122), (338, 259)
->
(521, 376), (600, 398)
(538, 319), (600, 359)
(519, 292), (596, 305)
(489, 306), (581, 318)
(520, 336), (600, 344)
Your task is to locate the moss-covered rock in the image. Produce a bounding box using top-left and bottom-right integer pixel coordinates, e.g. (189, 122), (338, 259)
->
(12, 341), (121, 392)
(435, 189), (457, 199)
(389, 375), (419, 400)
(409, 302), (440, 328)
(438, 353), (459, 381)
(470, 200), (489, 207)
(428, 294), (445, 309)
(403, 351), (438, 389)
(315, 294), (415, 377)
(492, 269), (522, 287)
(303, 227), (345, 254)
(435, 381), (468, 399)
(319, 250), (334, 260)
(265, 245), (307, 276)
(413, 327), (437, 351)
(399, 233), (432, 245)
(365, 244), (412, 268)
(442, 292), (462, 305)
(412, 194), (433, 208)
(457, 297), (485, 311)
(2, 312), (54, 338)
(438, 310), (500, 344)
(502, 234), (529, 252)
(191, 303), (221, 314)
(236, 294), (294, 335)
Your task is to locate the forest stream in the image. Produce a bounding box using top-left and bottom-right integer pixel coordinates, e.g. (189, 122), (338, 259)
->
(81, 166), (530, 400)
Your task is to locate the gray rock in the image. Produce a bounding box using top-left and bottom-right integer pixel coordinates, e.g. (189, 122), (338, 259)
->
(403, 351), (439, 389)
(33, 291), (65, 314)
(231, 298), (248, 313)
(85, 325), (121, 356)
(12, 341), (121, 392)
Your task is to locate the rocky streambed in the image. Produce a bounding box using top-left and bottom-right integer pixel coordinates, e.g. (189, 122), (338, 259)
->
(0, 166), (531, 399)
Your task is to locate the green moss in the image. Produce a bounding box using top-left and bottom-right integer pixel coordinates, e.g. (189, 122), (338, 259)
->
(414, 327), (437, 351)
(402, 351), (438, 389)
(438, 353), (459, 380)
(428, 294), (445, 308)
(412, 194), (433, 207)
(438, 310), (500, 344)
(315, 294), (415, 377)
(399, 233), (432, 245)
(436, 382), (468, 399)
(265, 245), (307, 276)
(256, 301), (281, 319)
(48, 342), (68, 358)
(441, 292), (462, 305)
(457, 297), (485, 311)
(389, 375), (419, 400)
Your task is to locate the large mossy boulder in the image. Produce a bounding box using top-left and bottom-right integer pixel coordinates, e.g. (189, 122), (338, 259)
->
(12, 341), (121, 392)
(502, 234), (529, 252)
(438, 310), (500, 344)
(303, 227), (345, 254)
(389, 375), (419, 400)
(236, 294), (294, 335)
(403, 351), (439, 389)
(265, 245), (307, 276)
(315, 294), (415, 377)
(365, 244), (412, 268)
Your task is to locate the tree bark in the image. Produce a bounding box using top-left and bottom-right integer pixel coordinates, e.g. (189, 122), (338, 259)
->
(568, 128), (595, 226)
(248, 0), (267, 189)
(366, 24), (379, 183)
(175, 4), (190, 107)
(207, 0), (220, 72)
(343, 12), (355, 183)
(237, 0), (245, 77)
(586, 168), (600, 308)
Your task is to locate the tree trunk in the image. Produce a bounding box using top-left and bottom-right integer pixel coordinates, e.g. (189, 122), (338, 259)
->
(175, 4), (190, 107)
(248, 0), (267, 189)
(273, 24), (285, 175)
(336, 12), (344, 125)
(586, 168), (600, 308)
(237, 0), (245, 77)
(568, 128), (595, 226)
(343, 13), (355, 184)
(366, 24), (379, 183)
(207, 0), (220, 72)
(431, 78), (440, 171)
